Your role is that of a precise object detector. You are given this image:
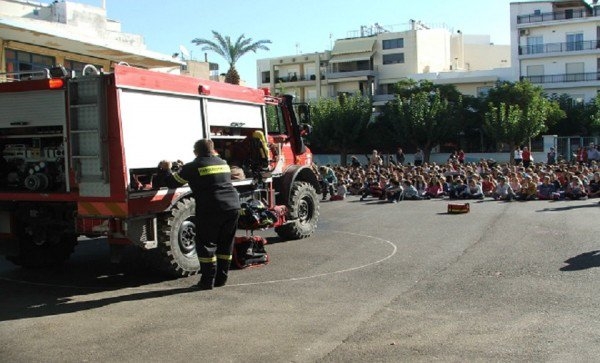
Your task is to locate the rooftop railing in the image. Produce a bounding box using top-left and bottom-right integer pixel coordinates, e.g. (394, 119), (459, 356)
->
(517, 8), (594, 24)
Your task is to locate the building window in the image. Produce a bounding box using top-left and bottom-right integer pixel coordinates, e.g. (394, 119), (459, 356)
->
(526, 36), (544, 54)
(5, 48), (55, 79)
(526, 64), (544, 83)
(566, 32), (584, 51)
(382, 38), (404, 50)
(382, 53), (405, 65)
(64, 60), (103, 76)
(261, 71), (270, 83)
(566, 62), (584, 81)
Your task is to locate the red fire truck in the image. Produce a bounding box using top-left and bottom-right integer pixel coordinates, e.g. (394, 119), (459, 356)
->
(0, 64), (320, 276)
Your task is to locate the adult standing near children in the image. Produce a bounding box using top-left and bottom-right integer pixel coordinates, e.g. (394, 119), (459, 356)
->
(414, 148), (424, 167)
(318, 165), (337, 200)
(547, 147), (556, 165)
(522, 146), (532, 168)
(587, 143), (599, 165)
(369, 149), (383, 169)
(395, 147), (405, 166)
(513, 145), (523, 165)
(164, 139), (240, 290)
(457, 149), (465, 164)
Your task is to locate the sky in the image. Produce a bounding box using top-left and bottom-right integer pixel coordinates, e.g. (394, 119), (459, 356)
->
(74, 0), (518, 87)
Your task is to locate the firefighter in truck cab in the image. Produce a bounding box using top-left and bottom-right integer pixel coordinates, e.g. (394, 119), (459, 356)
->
(163, 139), (240, 290)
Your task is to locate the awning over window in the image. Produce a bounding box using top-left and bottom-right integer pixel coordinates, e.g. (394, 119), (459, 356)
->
(331, 37), (376, 55)
(329, 53), (373, 63)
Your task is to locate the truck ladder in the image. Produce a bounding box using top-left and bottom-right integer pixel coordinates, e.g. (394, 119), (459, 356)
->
(68, 76), (110, 197)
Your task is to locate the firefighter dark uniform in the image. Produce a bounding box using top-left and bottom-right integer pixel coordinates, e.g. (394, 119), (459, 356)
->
(168, 145), (240, 289)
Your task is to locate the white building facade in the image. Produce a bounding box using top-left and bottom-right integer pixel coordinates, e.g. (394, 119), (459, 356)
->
(0, 0), (183, 79)
(257, 22), (511, 105)
(511, 0), (600, 102)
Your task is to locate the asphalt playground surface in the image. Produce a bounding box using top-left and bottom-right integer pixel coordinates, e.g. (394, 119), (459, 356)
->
(1, 196), (599, 362)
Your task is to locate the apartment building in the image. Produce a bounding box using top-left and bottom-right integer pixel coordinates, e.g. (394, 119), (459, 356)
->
(511, 0), (600, 102)
(0, 0), (183, 79)
(256, 21), (511, 105)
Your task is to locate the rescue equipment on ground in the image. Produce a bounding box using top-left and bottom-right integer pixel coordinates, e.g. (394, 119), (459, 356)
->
(447, 202), (470, 214)
(232, 235), (269, 269)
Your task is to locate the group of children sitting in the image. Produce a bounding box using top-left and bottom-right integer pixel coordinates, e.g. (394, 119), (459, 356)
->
(316, 158), (600, 204)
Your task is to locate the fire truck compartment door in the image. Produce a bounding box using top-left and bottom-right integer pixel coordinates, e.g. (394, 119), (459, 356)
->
(118, 89), (204, 169)
(205, 100), (263, 129)
(0, 90), (66, 128)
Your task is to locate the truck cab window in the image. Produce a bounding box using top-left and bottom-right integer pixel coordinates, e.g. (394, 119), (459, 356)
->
(266, 104), (287, 135)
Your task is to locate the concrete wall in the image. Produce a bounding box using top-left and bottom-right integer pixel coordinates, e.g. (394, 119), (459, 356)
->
(464, 43), (511, 70)
(416, 28), (451, 73)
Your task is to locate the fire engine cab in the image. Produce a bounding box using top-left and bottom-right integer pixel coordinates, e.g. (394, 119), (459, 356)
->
(0, 64), (320, 276)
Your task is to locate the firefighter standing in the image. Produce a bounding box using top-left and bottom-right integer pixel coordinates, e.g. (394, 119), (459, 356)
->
(165, 139), (240, 290)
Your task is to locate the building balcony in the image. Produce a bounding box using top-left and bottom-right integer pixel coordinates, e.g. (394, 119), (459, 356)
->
(519, 40), (600, 56)
(522, 72), (600, 84)
(265, 74), (323, 85)
(517, 8), (595, 24)
(325, 69), (376, 80)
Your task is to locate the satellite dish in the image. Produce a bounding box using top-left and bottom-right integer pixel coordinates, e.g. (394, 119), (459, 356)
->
(179, 45), (191, 59)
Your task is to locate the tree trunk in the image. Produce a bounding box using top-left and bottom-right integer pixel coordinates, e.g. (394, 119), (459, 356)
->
(340, 149), (348, 166)
(423, 141), (432, 163)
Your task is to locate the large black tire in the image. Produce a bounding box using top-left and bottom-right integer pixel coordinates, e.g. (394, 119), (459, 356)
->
(275, 181), (320, 240)
(6, 225), (76, 268)
(154, 198), (200, 277)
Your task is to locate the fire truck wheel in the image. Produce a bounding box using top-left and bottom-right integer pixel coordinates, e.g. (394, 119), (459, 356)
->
(6, 227), (76, 268)
(156, 198), (200, 277)
(275, 181), (319, 240)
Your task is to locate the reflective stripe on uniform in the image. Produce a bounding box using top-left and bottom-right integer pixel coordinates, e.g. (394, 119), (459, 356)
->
(216, 254), (232, 261)
(198, 164), (230, 176)
(173, 172), (188, 185)
(198, 256), (217, 263)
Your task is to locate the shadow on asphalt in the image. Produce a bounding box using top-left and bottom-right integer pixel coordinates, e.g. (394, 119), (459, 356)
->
(537, 201), (600, 212)
(0, 239), (197, 322)
(560, 250), (600, 271)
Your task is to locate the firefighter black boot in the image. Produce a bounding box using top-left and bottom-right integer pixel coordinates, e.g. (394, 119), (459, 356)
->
(197, 261), (216, 290)
(214, 257), (231, 287)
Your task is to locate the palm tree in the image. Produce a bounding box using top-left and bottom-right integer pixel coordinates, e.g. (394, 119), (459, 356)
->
(192, 30), (271, 85)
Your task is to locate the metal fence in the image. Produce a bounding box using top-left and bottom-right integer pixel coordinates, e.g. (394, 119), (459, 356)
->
(556, 136), (598, 162)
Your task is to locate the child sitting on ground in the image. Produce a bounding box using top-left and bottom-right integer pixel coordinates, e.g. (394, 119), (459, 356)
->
(385, 178), (403, 203)
(493, 176), (516, 201)
(402, 180), (423, 200)
(537, 175), (557, 200)
(565, 176), (587, 200)
(330, 181), (348, 201)
(517, 175), (537, 201)
(463, 178), (484, 199)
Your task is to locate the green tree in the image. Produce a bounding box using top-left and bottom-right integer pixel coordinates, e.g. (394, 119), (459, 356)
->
(308, 94), (372, 165)
(588, 95), (600, 135)
(192, 30), (271, 85)
(483, 80), (564, 160)
(378, 80), (462, 161)
(548, 94), (600, 136)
